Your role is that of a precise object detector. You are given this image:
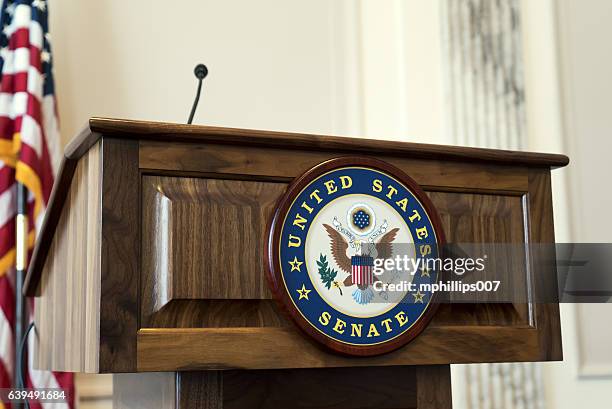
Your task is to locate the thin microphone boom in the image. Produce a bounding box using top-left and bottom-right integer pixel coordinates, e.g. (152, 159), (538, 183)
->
(187, 64), (208, 124)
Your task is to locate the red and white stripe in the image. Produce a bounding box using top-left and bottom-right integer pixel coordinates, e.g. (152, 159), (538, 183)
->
(352, 262), (374, 286)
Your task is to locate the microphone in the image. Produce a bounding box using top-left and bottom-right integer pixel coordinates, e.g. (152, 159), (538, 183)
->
(187, 64), (208, 124)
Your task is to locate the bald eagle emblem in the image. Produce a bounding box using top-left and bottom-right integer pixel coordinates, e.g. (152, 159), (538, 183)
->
(320, 220), (399, 305)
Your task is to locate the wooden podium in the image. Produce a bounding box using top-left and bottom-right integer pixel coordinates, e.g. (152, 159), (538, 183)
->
(23, 118), (567, 409)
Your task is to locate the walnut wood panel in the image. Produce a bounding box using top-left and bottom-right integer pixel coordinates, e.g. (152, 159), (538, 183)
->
(139, 140), (529, 192)
(35, 142), (101, 372)
(99, 138), (139, 372)
(528, 169), (563, 360)
(141, 176), (286, 327)
(143, 300), (289, 328)
(137, 326), (540, 371)
(416, 365), (452, 409)
(427, 191), (531, 326)
(142, 181), (531, 329)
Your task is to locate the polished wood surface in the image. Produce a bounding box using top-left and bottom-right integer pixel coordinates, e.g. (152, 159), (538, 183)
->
(99, 138), (140, 372)
(139, 140), (530, 192)
(136, 326), (539, 371)
(528, 168), (563, 360)
(92, 117), (568, 167)
(142, 300), (288, 329)
(416, 365), (452, 409)
(141, 176), (283, 303)
(428, 191), (530, 326)
(27, 118), (565, 375)
(35, 142), (102, 372)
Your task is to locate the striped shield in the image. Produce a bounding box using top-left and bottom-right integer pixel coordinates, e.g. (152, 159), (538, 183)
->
(351, 255), (374, 286)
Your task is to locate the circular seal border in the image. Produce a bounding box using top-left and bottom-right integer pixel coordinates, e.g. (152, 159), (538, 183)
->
(265, 157), (446, 356)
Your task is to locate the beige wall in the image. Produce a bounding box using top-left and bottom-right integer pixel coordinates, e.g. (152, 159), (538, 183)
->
(51, 0), (349, 143)
(50, 0), (447, 145)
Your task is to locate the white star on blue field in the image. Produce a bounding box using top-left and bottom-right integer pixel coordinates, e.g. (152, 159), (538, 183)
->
(353, 210), (370, 229)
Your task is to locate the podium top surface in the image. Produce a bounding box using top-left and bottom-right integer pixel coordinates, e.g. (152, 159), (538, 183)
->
(69, 117), (569, 167)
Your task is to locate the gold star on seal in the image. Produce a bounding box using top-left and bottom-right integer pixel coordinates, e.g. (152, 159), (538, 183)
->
(289, 256), (303, 272)
(297, 284), (311, 300)
(412, 290), (425, 303)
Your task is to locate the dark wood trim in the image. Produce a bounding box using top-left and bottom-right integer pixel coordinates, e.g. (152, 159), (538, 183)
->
(177, 372), (223, 409)
(265, 156), (446, 356)
(218, 366), (417, 409)
(416, 365), (453, 409)
(89, 117), (569, 167)
(527, 168), (563, 360)
(98, 137), (140, 372)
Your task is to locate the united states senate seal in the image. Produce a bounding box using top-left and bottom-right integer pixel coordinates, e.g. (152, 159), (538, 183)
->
(265, 157), (445, 356)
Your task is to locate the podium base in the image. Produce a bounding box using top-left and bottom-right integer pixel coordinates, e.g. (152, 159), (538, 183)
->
(113, 365), (452, 409)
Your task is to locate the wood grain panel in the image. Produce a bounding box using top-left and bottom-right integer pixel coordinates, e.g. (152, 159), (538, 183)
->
(528, 169), (563, 360)
(141, 176), (286, 324)
(427, 191), (525, 242)
(177, 372), (222, 409)
(137, 327), (540, 371)
(143, 300), (289, 328)
(416, 365), (452, 409)
(139, 141), (529, 192)
(427, 191), (531, 326)
(35, 142), (101, 372)
(99, 138), (139, 372)
(141, 184), (532, 329)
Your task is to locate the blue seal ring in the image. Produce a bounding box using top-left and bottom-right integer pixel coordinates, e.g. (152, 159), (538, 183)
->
(266, 157), (445, 356)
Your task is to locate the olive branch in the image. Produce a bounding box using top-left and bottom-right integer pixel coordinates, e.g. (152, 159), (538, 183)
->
(317, 254), (343, 296)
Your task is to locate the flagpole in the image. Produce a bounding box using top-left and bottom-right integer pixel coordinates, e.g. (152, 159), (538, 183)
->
(14, 181), (28, 409)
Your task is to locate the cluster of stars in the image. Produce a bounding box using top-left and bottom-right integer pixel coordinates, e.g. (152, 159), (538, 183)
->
(352, 209), (370, 229)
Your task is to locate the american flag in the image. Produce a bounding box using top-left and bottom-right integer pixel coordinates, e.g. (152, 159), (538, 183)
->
(351, 255), (374, 286)
(0, 1), (73, 408)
